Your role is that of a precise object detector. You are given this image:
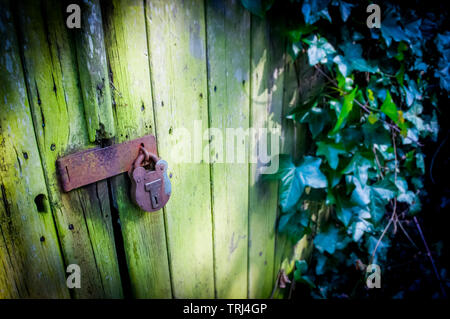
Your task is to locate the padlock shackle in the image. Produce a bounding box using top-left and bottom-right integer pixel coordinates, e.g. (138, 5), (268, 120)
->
(140, 146), (160, 164)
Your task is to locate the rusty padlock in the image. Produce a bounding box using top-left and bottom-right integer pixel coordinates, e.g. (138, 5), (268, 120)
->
(129, 146), (171, 212)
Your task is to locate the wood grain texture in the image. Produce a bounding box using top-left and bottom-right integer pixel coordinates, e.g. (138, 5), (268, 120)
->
(103, 0), (172, 298)
(15, 0), (123, 298)
(272, 54), (304, 298)
(205, 0), (250, 298)
(145, 0), (215, 298)
(248, 15), (285, 298)
(273, 55), (325, 298)
(75, 0), (115, 142)
(0, 0), (69, 298)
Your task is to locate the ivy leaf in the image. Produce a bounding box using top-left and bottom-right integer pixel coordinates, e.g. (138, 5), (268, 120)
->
(330, 88), (356, 135)
(380, 91), (399, 122)
(403, 18), (422, 41)
(315, 254), (328, 275)
(274, 156), (328, 212)
(348, 176), (371, 206)
(336, 200), (353, 227)
(306, 36), (336, 66)
(380, 90), (407, 135)
(287, 25), (317, 43)
(278, 210), (309, 243)
(362, 121), (391, 147)
(301, 0), (332, 24)
(297, 275), (316, 289)
(380, 8), (409, 46)
(301, 107), (330, 137)
(343, 153), (373, 185)
(334, 43), (379, 77)
(295, 260), (308, 274)
(240, 0), (274, 17)
(338, 1), (355, 22)
(416, 153), (425, 174)
(314, 225), (339, 254)
(274, 156), (301, 212)
(369, 177), (397, 224)
(298, 157), (328, 189)
(316, 141), (347, 169)
(294, 260), (316, 288)
(350, 218), (372, 242)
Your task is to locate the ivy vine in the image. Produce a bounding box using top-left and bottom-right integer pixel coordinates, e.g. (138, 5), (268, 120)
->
(242, 0), (449, 297)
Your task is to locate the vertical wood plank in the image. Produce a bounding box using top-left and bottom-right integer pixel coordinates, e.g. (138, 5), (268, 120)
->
(0, 0), (69, 298)
(102, 0), (172, 298)
(273, 54), (325, 298)
(248, 15), (285, 298)
(15, 0), (123, 298)
(272, 54), (307, 298)
(145, 0), (215, 298)
(75, 0), (115, 142)
(205, 0), (250, 298)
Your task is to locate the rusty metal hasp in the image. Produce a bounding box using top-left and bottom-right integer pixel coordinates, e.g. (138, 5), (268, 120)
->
(57, 135), (157, 192)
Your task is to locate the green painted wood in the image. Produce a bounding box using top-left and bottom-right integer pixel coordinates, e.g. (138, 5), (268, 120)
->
(145, 0), (215, 298)
(248, 15), (285, 299)
(15, 0), (123, 298)
(103, 0), (172, 298)
(75, 0), (115, 142)
(0, 1), (69, 298)
(205, 0), (250, 298)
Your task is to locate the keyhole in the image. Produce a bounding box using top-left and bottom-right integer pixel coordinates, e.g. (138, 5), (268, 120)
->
(153, 196), (158, 205)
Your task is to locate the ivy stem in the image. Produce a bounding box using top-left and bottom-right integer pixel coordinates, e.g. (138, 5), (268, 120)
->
(413, 216), (447, 298)
(392, 133), (399, 234)
(370, 209), (395, 265)
(270, 270), (281, 299)
(373, 146), (384, 179)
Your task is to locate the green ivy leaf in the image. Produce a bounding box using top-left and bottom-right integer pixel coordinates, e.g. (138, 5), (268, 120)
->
(296, 275), (317, 289)
(336, 200), (353, 227)
(314, 225), (339, 254)
(330, 88), (357, 135)
(301, 107), (330, 137)
(350, 218), (372, 242)
(380, 8), (409, 46)
(273, 156), (328, 212)
(301, 0), (332, 24)
(380, 90), (399, 122)
(338, 1), (355, 22)
(295, 260), (308, 274)
(333, 43), (379, 77)
(307, 35), (336, 65)
(343, 153), (373, 185)
(316, 141), (347, 169)
(240, 0), (274, 17)
(380, 90), (408, 136)
(362, 121), (391, 147)
(278, 210), (309, 243)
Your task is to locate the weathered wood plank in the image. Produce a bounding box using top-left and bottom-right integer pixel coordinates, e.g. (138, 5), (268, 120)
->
(145, 0), (215, 298)
(273, 54), (324, 298)
(248, 15), (285, 298)
(272, 54), (304, 298)
(205, 0), (250, 298)
(15, 0), (122, 298)
(75, 0), (115, 142)
(103, 0), (172, 298)
(0, 1), (69, 298)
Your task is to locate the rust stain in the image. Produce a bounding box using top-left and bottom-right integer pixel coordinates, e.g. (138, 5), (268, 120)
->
(56, 135), (157, 192)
